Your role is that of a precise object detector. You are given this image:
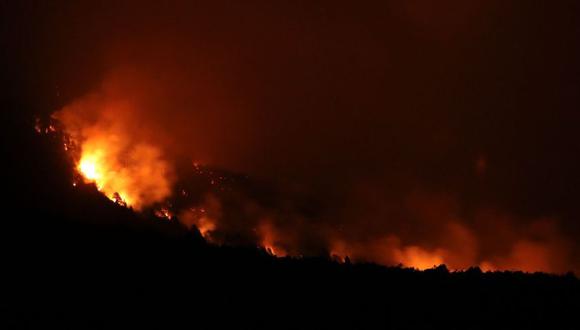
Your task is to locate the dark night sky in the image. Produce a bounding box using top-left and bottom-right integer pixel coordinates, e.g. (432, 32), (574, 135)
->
(3, 1), (580, 272)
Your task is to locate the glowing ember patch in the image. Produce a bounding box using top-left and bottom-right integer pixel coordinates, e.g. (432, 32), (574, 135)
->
(264, 246), (278, 256)
(154, 207), (173, 220)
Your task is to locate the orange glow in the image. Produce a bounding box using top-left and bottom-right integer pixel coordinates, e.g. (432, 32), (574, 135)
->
(259, 221), (286, 257)
(73, 134), (171, 209)
(394, 246), (445, 270)
(78, 153), (102, 183)
(329, 240), (349, 263)
(479, 261), (496, 272)
(49, 87), (575, 274)
(196, 216), (216, 238)
(56, 98), (173, 211)
(178, 205), (218, 240)
(154, 206), (173, 220)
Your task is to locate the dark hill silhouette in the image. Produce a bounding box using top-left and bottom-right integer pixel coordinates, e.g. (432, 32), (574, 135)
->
(2, 113), (579, 329)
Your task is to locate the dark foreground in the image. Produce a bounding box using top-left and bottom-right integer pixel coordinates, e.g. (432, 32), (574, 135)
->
(4, 215), (580, 329)
(1, 116), (578, 329)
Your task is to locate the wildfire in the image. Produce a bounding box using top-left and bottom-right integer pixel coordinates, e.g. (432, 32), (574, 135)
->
(54, 97), (173, 211)
(74, 140), (134, 207)
(78, 153), (103, 183)
(41, 88), (575, 274)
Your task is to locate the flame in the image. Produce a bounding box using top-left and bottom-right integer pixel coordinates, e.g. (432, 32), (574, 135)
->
(48, 88), (576, 273)
(154, 206), (173, 220)
(74, 136), (132, 206)
(55, 97), (173, 211)
(259, 221), (287, 257)
(178, 206), (218, 240)
(78, 153), (103, 183)
(72, 134), (172, 210)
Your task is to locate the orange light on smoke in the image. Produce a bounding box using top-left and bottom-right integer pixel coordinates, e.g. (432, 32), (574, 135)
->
(71, 131), (171, 210)
(197, 216), (216, 238)
(394, 246), (445, 271)
(259, 221), (287, 257)
(76, 146), (131, 206)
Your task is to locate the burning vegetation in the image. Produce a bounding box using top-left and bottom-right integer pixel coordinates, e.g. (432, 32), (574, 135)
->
(30, 73), (575, 274)
(53, 94), (173, 211)
(30, 20), (578, 273)
(37, 99), (577, 274)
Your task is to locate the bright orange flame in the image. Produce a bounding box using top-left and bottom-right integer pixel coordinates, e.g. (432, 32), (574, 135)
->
(54, 91), (175, 211)
(74, 138), (133, 207)
(78, 153), (102, 183)
(61, 115), (172, 210)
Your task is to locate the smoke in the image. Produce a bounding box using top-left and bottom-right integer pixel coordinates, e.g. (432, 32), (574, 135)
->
(32, 0), (580, 273)
(55, 81), (174, 210)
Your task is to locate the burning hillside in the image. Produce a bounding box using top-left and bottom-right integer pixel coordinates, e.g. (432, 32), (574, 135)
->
(36, 73), (577, 273)
(53, 93), (173, 210)
(18, 0), (579, 274)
